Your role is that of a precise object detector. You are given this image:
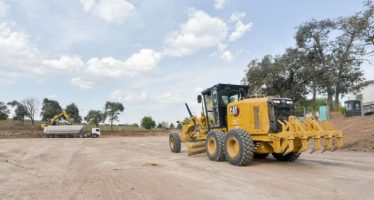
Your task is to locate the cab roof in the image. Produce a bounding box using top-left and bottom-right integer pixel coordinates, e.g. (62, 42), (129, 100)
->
(201, 83), (249, 95)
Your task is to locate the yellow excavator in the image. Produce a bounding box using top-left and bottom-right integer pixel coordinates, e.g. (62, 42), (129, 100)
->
(169, 84), (344, 166)
(40, 111), (72, 128)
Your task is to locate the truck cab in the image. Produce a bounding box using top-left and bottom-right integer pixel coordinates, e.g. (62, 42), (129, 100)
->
(91, 128), (101, 138)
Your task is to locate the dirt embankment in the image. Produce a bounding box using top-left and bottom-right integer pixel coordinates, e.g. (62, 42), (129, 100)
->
(0, 124), (42, 138)
(330, 113), (374, 152)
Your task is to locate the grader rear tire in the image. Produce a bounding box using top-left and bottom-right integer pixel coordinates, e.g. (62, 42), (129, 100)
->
(224, 129), (255, 166)
(206, 130), (226, 161)
(272, 152), (300, 162)
(169, 133), (181, 153)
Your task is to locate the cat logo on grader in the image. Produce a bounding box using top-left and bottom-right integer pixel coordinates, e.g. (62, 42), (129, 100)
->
(168, 83), (344, 166)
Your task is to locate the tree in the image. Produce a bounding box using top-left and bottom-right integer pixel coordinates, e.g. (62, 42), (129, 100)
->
(41, 98), (62, 122)
(66, 103), (82, 123)
(130, 123), (139, 128)
(157, 123), (163, 129)
(22, 98), (39, 125)
(104, 101), (124, 131)
(296, 19), (337, 112)
(243, 49), (309, 103)
(331, 8), (371, 109)
(141, 116), (156, 130)
(85, 110), (104, 127)
(296, 14), (369, 112)
(7, 101), (27, 124)
(361, 1), (374, 53)
(0, 102), (9, 120)
(161, 121), (169, 129)
(170, 123), (175, 129)
(177, 123), (182, 129)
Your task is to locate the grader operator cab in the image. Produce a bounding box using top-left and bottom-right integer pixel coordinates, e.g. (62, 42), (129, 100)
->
(169, 83), (344, 166)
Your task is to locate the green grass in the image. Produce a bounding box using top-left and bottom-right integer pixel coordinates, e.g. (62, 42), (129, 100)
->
(0, 119), (41, 126)
(0, 119), (167, 132)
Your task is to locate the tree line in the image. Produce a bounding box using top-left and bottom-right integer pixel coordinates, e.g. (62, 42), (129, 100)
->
(0, 98), (125, 130)
(242, 2), (374, 114)
(0, 98), (178, 131)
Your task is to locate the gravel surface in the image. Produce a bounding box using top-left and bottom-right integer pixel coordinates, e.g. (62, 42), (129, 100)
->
(0, 137), (373, 200)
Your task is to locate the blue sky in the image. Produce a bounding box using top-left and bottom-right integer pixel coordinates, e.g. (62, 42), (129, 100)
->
(0, 0), (371, 124)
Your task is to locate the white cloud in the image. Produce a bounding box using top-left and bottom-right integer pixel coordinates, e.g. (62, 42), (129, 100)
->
(80, 0), (135, 24)
(230, 11), (246, 22)
(110, 89), (147, 102)
(194, 87), (202, 93)
(85, 48), (161, 78)
(0, 23), (49, 83)
(0, 1), (9, 17)
(71, 49), (161, 89)
(214, 0), (228, 10)
(155, 93), (183, 104)
(43, 55), (85, 72)
(70, 76), (95, 89)
(164, 9), (228, 57)
(229, 20), (252, 42)
(220, 50), (234, 62)
(0, 23), (162, 88)
(124, 49), (162, 71)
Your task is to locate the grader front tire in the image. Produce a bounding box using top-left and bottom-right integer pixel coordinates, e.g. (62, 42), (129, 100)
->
(272, 152), (300, 162)
(224, 129), (255, 166)
(206, 130), (226, 161)
(169, 133), (181, 153)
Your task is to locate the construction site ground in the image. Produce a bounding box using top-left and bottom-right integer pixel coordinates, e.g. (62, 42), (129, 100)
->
(0, 136), (373, 200)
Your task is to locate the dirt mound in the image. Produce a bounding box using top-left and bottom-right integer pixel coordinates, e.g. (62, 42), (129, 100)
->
(331, 115), (374, 152)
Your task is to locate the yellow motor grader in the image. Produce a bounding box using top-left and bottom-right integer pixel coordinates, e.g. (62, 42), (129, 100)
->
(169, 84), (344, 166)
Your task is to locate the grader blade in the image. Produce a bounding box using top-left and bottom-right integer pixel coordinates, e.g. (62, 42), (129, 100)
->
(186, 141), (206, 156)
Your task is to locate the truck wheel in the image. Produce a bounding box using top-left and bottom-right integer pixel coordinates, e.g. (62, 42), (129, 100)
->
(272, 152), (300, 162)
(206, 130), (226, 161)
(225, 128), (255, 166)
(254, 153), (269, 159)
(169, 133), (181, 153)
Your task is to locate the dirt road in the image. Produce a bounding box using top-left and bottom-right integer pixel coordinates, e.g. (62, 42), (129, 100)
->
(0, 137), (373, 200)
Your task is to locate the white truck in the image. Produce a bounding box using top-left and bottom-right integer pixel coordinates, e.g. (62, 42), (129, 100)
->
(44, 125), (101, 138)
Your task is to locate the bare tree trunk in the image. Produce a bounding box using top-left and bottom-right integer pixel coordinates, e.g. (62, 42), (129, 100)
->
(335, 91), (340, 112)
(327, 89), (334, 112)
(312, 81), (317, 115)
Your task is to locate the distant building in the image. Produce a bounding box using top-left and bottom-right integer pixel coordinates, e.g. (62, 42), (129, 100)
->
(351, 80), (374, 115)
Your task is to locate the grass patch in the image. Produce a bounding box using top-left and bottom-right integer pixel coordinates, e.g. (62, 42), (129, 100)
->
(0, 119), (167, 132)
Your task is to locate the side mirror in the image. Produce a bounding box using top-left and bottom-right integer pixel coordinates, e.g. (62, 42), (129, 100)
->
(197, 95), (202, 103)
